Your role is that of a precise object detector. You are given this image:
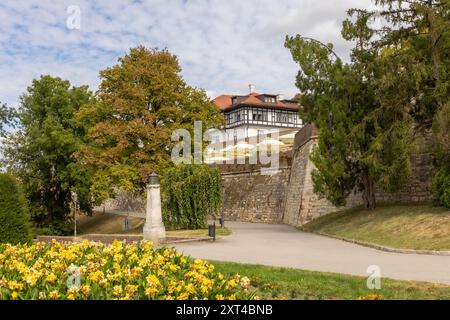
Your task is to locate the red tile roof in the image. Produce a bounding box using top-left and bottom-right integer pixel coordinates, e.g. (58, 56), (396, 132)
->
(213, 92), (299, 111)
(213, 94), (233, 110)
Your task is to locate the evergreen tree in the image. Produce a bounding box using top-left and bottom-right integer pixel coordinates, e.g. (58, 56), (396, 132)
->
(346, 0), (450, 205)
(285, 12), (413, 209)
(0, 173), (32, 244)
(346, 0), (449, 128)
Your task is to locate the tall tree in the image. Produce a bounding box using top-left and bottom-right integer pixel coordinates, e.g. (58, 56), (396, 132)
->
(0, 102), (14, 136)
(347, 0), (449, 205)
(78, 46), (223, 202)
(2, 76), (93, 233)
(348, 0), (449, 128)
(432, 101), (450, 207)
(285, 13), (413, 209)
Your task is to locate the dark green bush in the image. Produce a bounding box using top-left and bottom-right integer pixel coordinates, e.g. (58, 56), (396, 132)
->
(0, 173), (32, 243)
(162, 164), (222, 230)
(432, 102), (450, 209)
(433, 167), (450, 208)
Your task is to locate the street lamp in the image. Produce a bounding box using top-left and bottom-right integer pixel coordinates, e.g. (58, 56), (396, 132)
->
(71, 191), (78, 237)
(148, 172), (159, 185)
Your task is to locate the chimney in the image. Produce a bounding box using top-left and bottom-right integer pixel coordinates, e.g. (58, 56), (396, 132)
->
(276, 94), (284, 102)
(248, 84), (255, 94)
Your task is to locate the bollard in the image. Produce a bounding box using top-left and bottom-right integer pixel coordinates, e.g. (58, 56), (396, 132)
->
(208, 222), (216, 241)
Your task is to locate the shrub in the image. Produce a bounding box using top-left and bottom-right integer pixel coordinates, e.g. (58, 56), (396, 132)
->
(432, 102), (450, 208)
(0, 240), (253, 300)
(162, 164), (222, 230)
(0, 173), (32, 244)
(433, 167), (450, 208)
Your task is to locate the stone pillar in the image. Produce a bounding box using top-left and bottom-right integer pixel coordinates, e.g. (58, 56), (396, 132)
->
(143, 172), (166, 244)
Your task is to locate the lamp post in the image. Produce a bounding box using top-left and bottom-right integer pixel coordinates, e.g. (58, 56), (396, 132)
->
(71, 191), (78, 238)
(143, 172), (166, 244)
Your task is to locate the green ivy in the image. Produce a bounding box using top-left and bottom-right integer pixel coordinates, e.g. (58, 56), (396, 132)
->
(161, 164), (222, 230)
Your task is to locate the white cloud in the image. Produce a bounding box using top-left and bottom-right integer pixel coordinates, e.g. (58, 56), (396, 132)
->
(0, 0), (373, 107)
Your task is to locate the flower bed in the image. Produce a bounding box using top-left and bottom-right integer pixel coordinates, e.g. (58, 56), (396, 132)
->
(0, 240), (253, 300)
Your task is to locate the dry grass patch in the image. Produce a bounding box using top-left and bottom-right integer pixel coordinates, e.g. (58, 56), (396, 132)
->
(77, 212), (231, 238)
(301, 205), (450, 251)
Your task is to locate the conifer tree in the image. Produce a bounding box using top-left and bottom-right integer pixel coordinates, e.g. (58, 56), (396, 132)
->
(285, 8), (413, 209)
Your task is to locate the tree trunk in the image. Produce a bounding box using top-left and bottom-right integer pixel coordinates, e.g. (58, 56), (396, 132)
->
(362, 170), (376, 210)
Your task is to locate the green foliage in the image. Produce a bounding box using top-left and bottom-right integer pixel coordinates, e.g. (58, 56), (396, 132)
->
(77, 47), (223, 196)
(284, 0), (450, 209)
(433, 101), (450, 164)
(432, 101), (450, 208)
(368, 0), (450, 128)
(0, 102), (13, 136)
(1, 75), (94, 234)
(162, 164), (222, 230)
(433, 167), (450, 208)
(285, 30), (413, 209)
(89, 169), (114, 206)
(0, 173), (32, 244)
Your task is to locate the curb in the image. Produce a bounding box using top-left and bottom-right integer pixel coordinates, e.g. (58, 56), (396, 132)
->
(304, 230), (450, 256)
(35, 234), (215, 245)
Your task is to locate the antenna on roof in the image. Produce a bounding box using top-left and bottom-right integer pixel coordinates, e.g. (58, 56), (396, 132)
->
(248, 84), (255, 94)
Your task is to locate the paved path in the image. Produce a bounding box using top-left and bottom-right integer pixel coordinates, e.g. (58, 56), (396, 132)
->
(173, 222), (450, 285)
(93, 208), (145, 218)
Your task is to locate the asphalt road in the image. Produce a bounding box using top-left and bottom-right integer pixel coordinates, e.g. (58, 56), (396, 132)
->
(173, 221), (450, 285)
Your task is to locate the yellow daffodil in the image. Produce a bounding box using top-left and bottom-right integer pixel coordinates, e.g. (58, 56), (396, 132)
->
(46, 273), (57, 283)
(49, 290), (60, 300)
(81, 285), (91, 296)
(113, 285), (123, 297)
(0, 240), (253, 301)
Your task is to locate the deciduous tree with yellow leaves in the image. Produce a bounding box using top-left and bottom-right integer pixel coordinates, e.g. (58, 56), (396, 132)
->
(77, 47), (223, 203)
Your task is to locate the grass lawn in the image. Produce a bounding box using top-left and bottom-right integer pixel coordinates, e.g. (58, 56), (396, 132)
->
(300, 204), (450, 251)
(166, 227), (231, 238)
(77, 212), (145, 235)
(212, 261), (450, 300)
(77, 212), (231, 238)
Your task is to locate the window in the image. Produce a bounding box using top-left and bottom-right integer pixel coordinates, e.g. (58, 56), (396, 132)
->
(252, 113), (262, 121)
(252, 109), (268, 122)
(287, 114), (293, 123)
(265, 96), (276, 103)
(233, 129), (238, 144)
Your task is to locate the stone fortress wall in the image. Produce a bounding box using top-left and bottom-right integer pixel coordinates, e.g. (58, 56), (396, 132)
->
(217, 125), (435, 227)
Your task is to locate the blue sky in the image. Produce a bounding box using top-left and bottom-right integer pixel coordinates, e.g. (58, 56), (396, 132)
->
(0, 0), (373, 107)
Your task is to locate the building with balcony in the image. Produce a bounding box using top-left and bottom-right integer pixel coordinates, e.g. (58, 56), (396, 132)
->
(211, 84), (303, 144)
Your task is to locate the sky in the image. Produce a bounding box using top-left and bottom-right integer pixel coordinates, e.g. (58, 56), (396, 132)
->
(0, 0), (374, 107)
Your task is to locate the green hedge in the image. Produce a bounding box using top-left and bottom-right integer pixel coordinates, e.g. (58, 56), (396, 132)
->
(162, 164), (222, 230)
(433, 167), (450, 208)
(0, 173), (32, 243)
